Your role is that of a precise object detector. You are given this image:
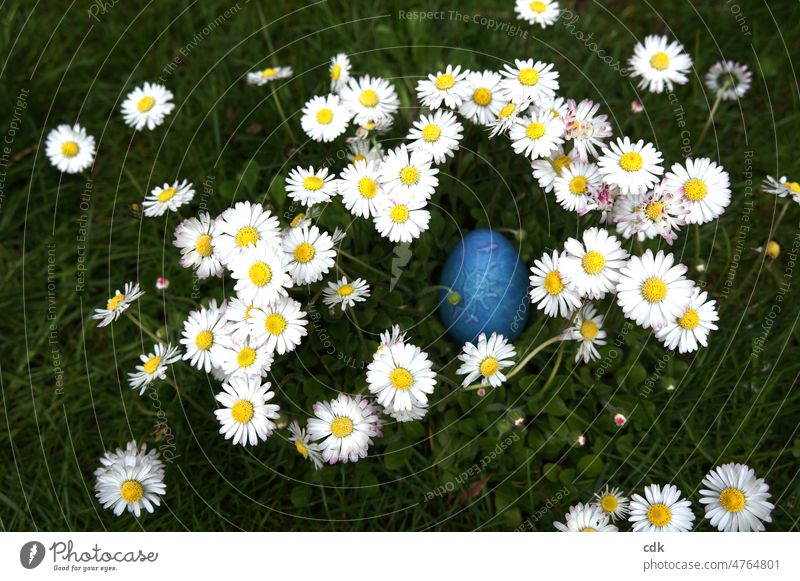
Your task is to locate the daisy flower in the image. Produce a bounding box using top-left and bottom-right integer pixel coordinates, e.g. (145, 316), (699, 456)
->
(554, 502), (618, 532)
(94, 440), (161, 475)
(655, 289), (718, 353)
(553, 160), (601, 214)
(699, 463), (773, 532)
(373, 196), (431, 243)
(223, 297), (262, 341)
(300, 93), (353, 142)
(662, 158), (731, 225)
(382, 400), (429, 423)
(612, 193), (653, 242)
(515, 0), (560, 28)
(531, 146), (575, 193)
(705, 60), (752, 101)
(629, 484), (696, 532)
(92, 282), (144, 327)
(529, 250), (582, 318)
(281, 224), (336, 285)
(245, 65), (293, 86)
(339, 75), (400, 125)
(346, 138), (383, 164)
(407, 109), (464, 165)
(285, 165), (337, 207)
(45, 123), (95, 174)
(564, 99), (613, 161)
(562, 304), (606, 363)
(248, 296), (308, 355)
(378, 143), (439, 201)
(560, 227), (629, 300)
(593, 486), (630, 522)
(591, 183), (618, 225)
(415, 64), (471, 110)
(762, 175), (800, 200)
(214, 376), (279, 446)
(329, 53), (351, 93)
(230, 240), (293, 306)
(214, 201), (282, 267)
(617, 188), (688, 244)
(142, 179), (194, 217)
(218, 335), (274, 380)
(121, 82), (174, 130)
(367, 342), (437, 412)
(459, 70), (504, 126)
(94, 443), (165, 517)
(374, 324), (408, 359)
(127, 343), (180, 395)
(180, 302), (231, 372)
(173, 212), (223, 279)
(487, 99), (531, 138)
(628, 35), (692, 94)
(322, 276), (371, 311)
(597, 137), (664, 195)
(498, 58), (559, 105)
(509, 110), (565, 160)
(307, 393), (382, 464)
(455, 332), (516, 388)
(288, 421), (323, 470)
(616, 250), (695, 330)
(338, 159), (385, 218)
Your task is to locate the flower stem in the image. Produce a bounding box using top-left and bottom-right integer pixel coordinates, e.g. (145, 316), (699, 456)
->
(695, 80), (730, 151)
(126, 311), (163, 346)
(462, 335), (563, 391)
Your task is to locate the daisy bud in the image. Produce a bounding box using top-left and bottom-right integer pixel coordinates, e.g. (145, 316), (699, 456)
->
(614, 413), (627, 427)
(631, 100), (644, 113)
(576, 434), (587, 446)
(514, 417), (525, 428)
(476, 388), (487, 397)
(447, 291), (461, 305)
(155, 276), (170, 291)
(766, 240), (780, 259)
(695, 262), (706, 273)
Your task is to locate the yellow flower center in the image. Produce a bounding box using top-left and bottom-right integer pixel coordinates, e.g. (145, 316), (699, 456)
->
(303, 176), (324, 191)
(293, 242), (315, 264)
(244, 305), (256, 319)
(582, 250), (606, 275)
(788, 181), (800, 193)
(195, 330), (214, 350)
(684, 178), (707, 201)
(529, 1), (547, 12)
(231, 399), (254, 423)
(650, 52), (670, 71)
(260, 68), (278, 78)
(434, 73), (455, 90)
(645, 202), (664, 221)
(337, 284), (354, 297)
(580, 320), (598, 341)
(678, 308), (700, 330)
(359, 89), (379, 107)
(358, 177), (378, 198)
(544, 271), (564, 295)
(137, 96), (156, 112)
(248, 262), (272, 287)
(290, 213), (304, 228)
(390, 367), (414, 390)
(61, 141), (79, 158)
(390, 204), (410, 223)
(479, 357), (499, 377)
(600, 495), (619, 513)
(265, 313), (287, 335)
(236, 347), (257, 368)
(719, 487), (746, 513)
(331, 63), (341, 81)
(157, 187), (177, 203)
(194, 234), (213, 257)
(315, 108), (334, 125)
(641, 277), (668, 303)
(143, 355), (161, 375)
(526, 121), (546, 140)
(518, 67), (539, 86)
(498, 103), (516, 119)
(647, 503), (672, 527)
(619, 152), (643, 172)
(399, 166), (419, 185)
(766, 241), (780, 259)
(107, 293), (125, 310)
(569, 176), (588, 195)
(294, 439), (309, 458)
(422, 123), (441, 142)
(473, 87), (492, 106)
(330, 416), (354, 438)
(235, 226), (259, 247)
(120, 480), (144, 503)
(580, 527), (597, 532)
(553, 155), (572, 173)
(352, 154), (366, 163)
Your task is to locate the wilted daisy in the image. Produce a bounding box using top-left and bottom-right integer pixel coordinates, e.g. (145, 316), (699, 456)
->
(553, 160), (601, 214)
(416, 64), (471, 110)
(554, 503), (618, 532)
(407, 109), (464, 165)
(229, 240), (292, 307)
(322, 276), (371, 311)
(373, 196), (431, 243)
(593, 486), (630, 522)
(699, 463), (773, 532)
(529, 250), (582, 318)
(564, 98), (613, 161)
(346, 138), (383, 164)
(245, 65), (293, 86)
(459, 70), (504, 126)
(142, 179), (194, 217)
(121, 82), (175, 130)
(655, 289), (718, 353)
(382, 400), (429, 423)
(629, 484), (695, 532)
(616, 250), (695, 330)
(329, 53), (351, 92)
(705, 60), (752, 101)
(597, 137), (664, 195)
(285, 165), (337, 207)
(762, 175), (800, 200)
(375, 324), (408, 359)
(591, 183), (618, 225)
(515, 0), (560, 28)
(214, 201), (282, 267)
(218, 335), (273, 379)
(249, 296), (307, 355)
(562, 304), (606, 363)
(612, 193), (653, 241)
(45, 124), (96, 174)
(560, 227), (629, 300)
(127, 343), (181, 395)
(92, 281), (145, 327)
(94, 442), (165, 517)
(531, 146), (574, 193)
(628, 35), (692, 94)
(338, 159), (385, 218)
(307, 393), (382, 464)
(214, 376), (279, 446)
(498, 58), (559, 105)
(455, 332), (516, 388)
(180, 302), (231, 372)
(619, 188), (688, 244)
(339, 75), (400, 125)
(367, 342), (437, 412)
(662, 158), (731, 225)
(223, 297), (261, 341)
(288, 421), (323, 470)
(281, 224), (336, 285)
(509, 111), (565, 160)
(300, 93), (353, 142)
(379, 144), (439, 201)
(173, 212), (223, 279)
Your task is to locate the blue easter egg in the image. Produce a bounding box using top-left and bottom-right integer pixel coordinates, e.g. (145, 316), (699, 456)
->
(438, 229), (530, 345)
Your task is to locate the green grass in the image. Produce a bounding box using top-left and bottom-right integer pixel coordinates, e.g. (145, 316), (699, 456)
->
(1, 0), (800, 531)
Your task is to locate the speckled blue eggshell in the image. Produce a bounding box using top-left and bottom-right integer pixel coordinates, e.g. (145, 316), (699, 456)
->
(438, 229), (530, 345)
